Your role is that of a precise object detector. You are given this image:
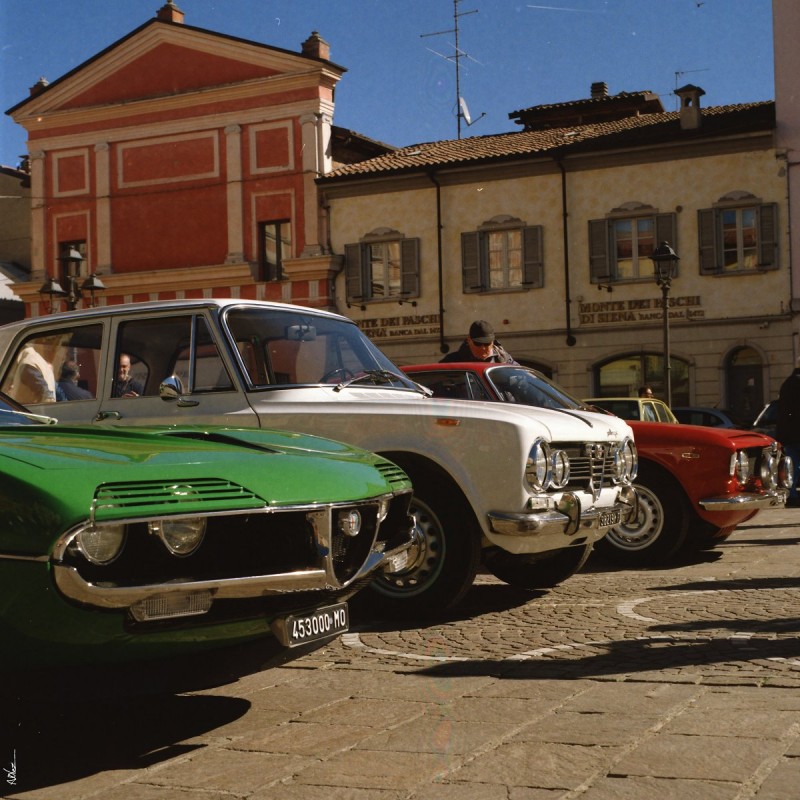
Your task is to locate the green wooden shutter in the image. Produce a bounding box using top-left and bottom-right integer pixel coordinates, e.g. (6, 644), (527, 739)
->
(589, 219), (610, 283)
(400, 238), (420, 296)
(461, 231), (482, 293)
(344, 243), (364, 301)
(521, 226), (544, 288)
(697, 209), (719, 274)
(758, 203), (778, 270)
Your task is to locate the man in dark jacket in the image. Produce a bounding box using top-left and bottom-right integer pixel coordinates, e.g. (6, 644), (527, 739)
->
(440, 320), (518, 364)
(777, 357), (800, 506)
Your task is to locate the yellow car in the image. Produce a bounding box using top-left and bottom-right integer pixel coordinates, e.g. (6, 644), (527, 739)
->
(584, 397), (678, 424)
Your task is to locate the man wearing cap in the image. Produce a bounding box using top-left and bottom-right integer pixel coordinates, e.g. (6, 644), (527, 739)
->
(440, 320), (517, 364)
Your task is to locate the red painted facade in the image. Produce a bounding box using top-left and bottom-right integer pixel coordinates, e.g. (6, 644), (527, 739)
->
(9, 4), (344, 317)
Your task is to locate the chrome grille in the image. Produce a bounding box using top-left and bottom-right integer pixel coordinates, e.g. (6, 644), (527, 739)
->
(560, 442), (616, 496)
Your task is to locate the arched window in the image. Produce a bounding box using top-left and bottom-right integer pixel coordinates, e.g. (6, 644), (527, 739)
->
(593, 353), (689, 406)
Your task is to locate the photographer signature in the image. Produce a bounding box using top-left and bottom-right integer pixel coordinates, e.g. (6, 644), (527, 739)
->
(3, 751), (16, 786)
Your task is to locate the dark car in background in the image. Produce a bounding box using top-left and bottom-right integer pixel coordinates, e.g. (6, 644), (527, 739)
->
(673, 407), (741, 428)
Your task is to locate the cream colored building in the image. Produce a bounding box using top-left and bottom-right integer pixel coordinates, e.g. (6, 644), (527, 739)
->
(320, 85), (789, 424)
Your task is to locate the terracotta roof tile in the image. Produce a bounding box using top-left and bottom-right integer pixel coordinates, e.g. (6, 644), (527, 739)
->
(322, 102), (773, 181)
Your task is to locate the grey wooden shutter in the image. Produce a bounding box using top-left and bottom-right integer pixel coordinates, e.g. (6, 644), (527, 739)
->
(697, 209), (719, 274)
(400, 238), (420, 296)
(589, 219), (610, 282)
(344, 243), (364, 301)
(461, 231), (482, 293)
(521, 226), (543, 287)
(758, 203), (778, 270)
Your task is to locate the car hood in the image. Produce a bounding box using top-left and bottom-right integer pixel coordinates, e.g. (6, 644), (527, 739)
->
(628, 420), (776, 448)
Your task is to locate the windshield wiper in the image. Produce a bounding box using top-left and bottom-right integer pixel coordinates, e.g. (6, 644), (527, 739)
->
(333, 369), (429, 395)
(0, 408), (58, 425)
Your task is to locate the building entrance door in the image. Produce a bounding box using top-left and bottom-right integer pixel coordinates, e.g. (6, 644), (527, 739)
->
(726, 346), (763, 425)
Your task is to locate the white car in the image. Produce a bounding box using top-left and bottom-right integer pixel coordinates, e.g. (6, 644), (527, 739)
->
(0, 300), (638, 615)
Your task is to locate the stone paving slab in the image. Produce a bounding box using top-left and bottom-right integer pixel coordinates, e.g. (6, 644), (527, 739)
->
(3, 508), (800, 799)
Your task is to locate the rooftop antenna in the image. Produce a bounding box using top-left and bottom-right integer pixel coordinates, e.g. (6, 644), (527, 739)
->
(421, 0), (485, 138)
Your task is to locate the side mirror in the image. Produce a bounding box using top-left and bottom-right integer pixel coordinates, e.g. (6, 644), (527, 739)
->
(159, 375), (184, 402)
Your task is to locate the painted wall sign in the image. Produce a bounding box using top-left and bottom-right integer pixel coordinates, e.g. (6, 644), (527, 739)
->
(578, 296), (705, 325)
(357, 313), (441, 339)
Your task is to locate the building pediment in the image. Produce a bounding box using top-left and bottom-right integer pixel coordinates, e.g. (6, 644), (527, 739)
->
(9, 20), (343, 119)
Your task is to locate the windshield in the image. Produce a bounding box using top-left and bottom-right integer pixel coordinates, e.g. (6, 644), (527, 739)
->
(486, 366), (586, 410)
(223, 307), (419, 391)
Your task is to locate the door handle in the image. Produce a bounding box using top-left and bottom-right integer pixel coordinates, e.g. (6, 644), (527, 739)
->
(95, 410), (122, 421)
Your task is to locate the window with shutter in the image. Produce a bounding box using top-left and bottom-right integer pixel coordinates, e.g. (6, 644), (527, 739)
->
(696, 195), (778, 274)
(589, 208), (676, 283)
(461, 216), (543, 293)
(343, 230), (420, 303)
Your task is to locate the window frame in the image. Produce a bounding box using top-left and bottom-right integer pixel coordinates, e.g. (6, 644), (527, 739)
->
(698, 193), (778, 275)
(258, 219), (292, 282)
(461, 215), (543, 294)
(589, 206), (676, 285)
(344, 228), (420, 304)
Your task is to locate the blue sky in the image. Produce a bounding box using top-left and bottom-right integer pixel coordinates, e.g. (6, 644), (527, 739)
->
(0, 0), (774, 167)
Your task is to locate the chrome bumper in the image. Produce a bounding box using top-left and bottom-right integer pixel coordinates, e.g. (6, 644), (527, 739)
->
(699, 489), (787, 512)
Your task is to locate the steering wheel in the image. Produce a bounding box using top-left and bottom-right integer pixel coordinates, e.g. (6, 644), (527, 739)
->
(320, 367), (356, 383)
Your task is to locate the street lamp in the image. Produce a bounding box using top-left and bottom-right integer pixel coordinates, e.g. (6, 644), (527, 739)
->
(650, 241), (680, 407)
(38, 276), (67, 314)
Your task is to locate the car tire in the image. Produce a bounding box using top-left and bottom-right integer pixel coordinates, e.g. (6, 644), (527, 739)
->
(362, 480), (481, 617)
(483, 542), (593, 589)
(594, 464), (689, 566)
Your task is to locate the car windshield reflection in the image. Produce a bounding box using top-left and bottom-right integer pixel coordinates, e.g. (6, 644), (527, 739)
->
(486, 366), (586, 411)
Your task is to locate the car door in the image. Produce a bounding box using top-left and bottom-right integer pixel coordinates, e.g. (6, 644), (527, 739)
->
(93, 312), (260, 428)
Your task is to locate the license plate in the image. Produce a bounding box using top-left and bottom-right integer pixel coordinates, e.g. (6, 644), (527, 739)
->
(272, 602), (349, 648)
(599, 509), (621, 527)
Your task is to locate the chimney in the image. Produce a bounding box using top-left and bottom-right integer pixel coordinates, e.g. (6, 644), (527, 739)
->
(156, 0), (185, 23)
(590, 82), (609, 99)
(301, 31), (330, 61)
(29, 77), (49, 97)
(675, 84), (705, 130)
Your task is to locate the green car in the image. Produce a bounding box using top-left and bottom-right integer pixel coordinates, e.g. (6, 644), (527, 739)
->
(0, 392), (413, 669)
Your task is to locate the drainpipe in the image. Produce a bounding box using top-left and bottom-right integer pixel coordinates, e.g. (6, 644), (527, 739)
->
(557, 157), (577, 347)
(428, 171), (448, 354)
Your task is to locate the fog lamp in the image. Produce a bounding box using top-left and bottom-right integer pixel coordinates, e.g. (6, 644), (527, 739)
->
(338, 509), (362, 537)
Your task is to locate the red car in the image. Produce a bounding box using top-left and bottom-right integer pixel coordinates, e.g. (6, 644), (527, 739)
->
(402, 362), (791, 566)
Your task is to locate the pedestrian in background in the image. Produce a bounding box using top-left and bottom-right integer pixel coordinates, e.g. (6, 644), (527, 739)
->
(440, 320), (517, 364)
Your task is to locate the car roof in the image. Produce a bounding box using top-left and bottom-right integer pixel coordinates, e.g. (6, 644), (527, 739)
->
(0, 298), (351, 333)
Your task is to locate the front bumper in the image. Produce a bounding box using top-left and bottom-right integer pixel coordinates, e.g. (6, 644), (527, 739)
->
(486, 486), (637, 555)
(699, 489), (787, 512)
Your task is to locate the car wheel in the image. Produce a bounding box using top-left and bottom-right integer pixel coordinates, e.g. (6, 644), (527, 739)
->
(483, 542), (592, 589)
(364, 482), (481, 617)
(594, 465), (689, 566)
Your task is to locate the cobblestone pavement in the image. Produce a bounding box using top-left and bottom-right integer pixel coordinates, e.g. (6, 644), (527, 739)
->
(5, 508), (800, 799)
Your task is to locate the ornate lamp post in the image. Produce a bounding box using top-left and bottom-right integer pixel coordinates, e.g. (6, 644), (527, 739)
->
(650, 241), (680, 407)
(38, 248), (107, 313)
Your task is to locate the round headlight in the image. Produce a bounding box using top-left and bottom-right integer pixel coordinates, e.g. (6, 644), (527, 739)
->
(75, 523), (126, 565)
(149, 517), (206, 557)
(730, 450), (750, 483)
(526, 439), (552, 491)
(760, 453), (777, 489)
(338, 509), (362, 537)
(550, 449), (570, 489)
(614, 438), (638, 484)
(779, 453), (794, 489)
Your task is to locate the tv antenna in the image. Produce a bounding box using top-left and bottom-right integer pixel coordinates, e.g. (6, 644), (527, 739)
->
(421, 0), (485, 138)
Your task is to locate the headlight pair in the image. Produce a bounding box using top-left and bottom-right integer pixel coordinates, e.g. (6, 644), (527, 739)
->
(72, 516), (207, 565)
(526, 438), (570, 491)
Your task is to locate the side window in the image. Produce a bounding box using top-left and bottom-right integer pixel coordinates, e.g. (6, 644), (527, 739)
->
(344, 228), (420, 304)
(461, 215), (543, 293)
(465, 372), (492, 401)
(114, 315), (231, 397)
(1, 325), (102, 405)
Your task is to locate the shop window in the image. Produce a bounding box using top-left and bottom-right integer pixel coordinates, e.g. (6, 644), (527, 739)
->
(698, 192), (778, 274)
(461, 215), (543, 293)
(589, 204), (676, 284)
(592, 352), (689, 407)
(344, 228), (420, 304)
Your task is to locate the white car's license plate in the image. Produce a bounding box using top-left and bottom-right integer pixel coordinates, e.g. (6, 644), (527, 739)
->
(599, 509), (621, 527)
(272, 602), (349, 647)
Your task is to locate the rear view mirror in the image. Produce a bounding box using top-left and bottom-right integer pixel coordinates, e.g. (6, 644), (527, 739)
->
(285, 324), (316, 342)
